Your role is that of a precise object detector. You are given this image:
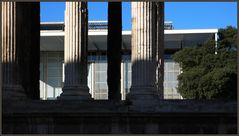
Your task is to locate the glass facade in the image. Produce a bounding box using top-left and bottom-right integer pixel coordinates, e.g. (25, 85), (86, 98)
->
(39, 52), (183, 100)
(40, 52), (64, 100)
(123, 59), (132, 100)
(164, 58), (182, 99)
(93, 62), (108, 99)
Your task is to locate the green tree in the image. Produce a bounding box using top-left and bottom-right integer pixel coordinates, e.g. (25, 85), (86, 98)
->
(173, 26), (237, 100)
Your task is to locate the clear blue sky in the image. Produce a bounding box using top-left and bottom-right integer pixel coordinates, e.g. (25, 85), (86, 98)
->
(40, 2), (237, 30)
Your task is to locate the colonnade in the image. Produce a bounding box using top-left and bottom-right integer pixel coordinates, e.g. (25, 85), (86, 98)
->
(1, 2), (164, 103)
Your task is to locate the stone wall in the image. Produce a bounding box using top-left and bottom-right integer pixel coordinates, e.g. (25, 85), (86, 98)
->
(2, 100), (237, 134)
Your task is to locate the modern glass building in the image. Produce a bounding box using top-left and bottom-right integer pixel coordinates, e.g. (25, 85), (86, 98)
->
(39, 21), (218, 100)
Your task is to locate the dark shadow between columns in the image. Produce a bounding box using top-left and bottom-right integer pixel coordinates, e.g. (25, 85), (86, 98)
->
(107, 2), (122, 102)
(17, 2), (40, 100)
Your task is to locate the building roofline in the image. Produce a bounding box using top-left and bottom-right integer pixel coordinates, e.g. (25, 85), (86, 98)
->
(165, 29), (218, 34)
(88, 20), (108, 23)
(41, 29), (218, 37)
(41, 22), (64, 25)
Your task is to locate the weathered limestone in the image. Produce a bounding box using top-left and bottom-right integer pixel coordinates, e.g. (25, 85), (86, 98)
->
(1, 2), (25, 99)
(107, 2), (122, 101)
(128, 2), (159, 102)
(1, 2), (40, 100)
(59, 2), (91, 100)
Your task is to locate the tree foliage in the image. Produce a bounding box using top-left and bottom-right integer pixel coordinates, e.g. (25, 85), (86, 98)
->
(172, 26), (237, 100)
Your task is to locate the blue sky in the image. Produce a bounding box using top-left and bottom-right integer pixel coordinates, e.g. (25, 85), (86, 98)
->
(40, 2), (237, 30)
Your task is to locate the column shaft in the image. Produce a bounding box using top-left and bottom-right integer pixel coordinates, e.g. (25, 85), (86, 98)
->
(128, 2), (159, 101)
(60, 2), (91, 100)
(1, 2), (25, 99)
(107, 2), (122, 101)
(2, 2), (40, 100)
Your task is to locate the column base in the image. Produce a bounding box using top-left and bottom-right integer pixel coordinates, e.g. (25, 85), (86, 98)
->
(58, 85), (92, 100)
(3, 84), (26, 100)
(126, 86), (159, 105)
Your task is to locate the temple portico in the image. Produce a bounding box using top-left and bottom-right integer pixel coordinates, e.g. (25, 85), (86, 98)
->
(1, 1), (165, 103)
(1, 1), (236, 134)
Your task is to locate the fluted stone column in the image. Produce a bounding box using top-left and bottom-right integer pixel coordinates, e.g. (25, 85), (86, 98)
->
(128, 2), (159, 102)
(59, 2), (91, 100)
(1, 2), (25, 99)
